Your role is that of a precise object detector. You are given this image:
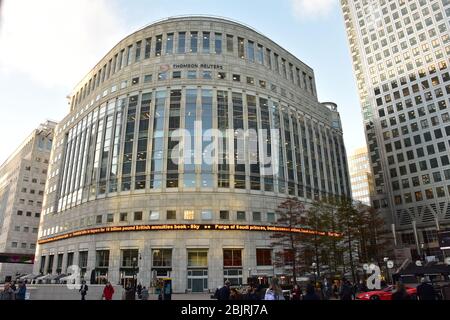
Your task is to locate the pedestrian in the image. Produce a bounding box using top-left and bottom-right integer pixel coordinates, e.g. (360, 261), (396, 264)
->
(416, 277), (435, 301)
(102, 282), (115, 300)
(123, 284), (136, 300)
(15, 281), (26, 300)
(264, 277), (285, 300)
(10, 281), (16, 292)
(79, 280), (88, 300)
(140, 286), (149, 300)
(0, 283), (15, 300)
(217, 280), (231, 300)
(339, 279), (353, 301)
(244, 286), (259, 300)
(302, 283), (320, 300)
(230, 288), (242, 300)
(332, 280), (339, 299)
(291, 284), (302, 301)
(357, 280), (368, 293)
(391, 283), (411, 300)
(137, 283), (143, 299)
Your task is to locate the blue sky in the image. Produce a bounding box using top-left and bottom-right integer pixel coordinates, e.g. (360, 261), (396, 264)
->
(0, 0), (364, 164)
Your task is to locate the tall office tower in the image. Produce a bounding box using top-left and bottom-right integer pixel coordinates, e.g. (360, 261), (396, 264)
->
(349, 146), (374, 205)
(341, 0), (450, 260)
(0, 121), (56, 282)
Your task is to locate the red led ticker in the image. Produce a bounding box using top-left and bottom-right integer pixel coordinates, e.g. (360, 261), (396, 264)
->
(38, 224), (342, 245)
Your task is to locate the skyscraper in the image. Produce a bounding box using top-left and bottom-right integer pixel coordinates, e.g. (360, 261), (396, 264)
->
(0, 121), (56, 282)
(348, 146), (374, 205)
(341, 0), (450, 260)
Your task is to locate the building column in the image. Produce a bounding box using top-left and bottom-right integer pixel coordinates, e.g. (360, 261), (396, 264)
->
(86, 243), (96, 284)
(172, 240), (187, 293)
(108, 244), (120, 286)
(140, 241), (151, 288)
(61, 250), (68, 274)
(43, 254), (50, 275)
(209, 239), (223, 291)
(51, 253), (58, 275)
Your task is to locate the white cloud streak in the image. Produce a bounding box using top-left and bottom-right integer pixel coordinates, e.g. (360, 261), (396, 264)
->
(290, 0), (336, 20)
(0, 0), (127, 89)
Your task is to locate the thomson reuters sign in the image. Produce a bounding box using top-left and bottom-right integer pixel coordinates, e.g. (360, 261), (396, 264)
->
(38, 224), (342, 245)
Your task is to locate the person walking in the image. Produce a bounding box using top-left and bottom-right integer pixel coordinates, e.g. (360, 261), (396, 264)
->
(217, 280), (231, 301)
(264, 277), (285, 300)
(0, 283), (15, 300)
(291, 284), (302, 301)
(123, 284), (136, 300)
(391, 283), (411, 300)
(339, 279), (353, 301)
(416, 277), (436, 301)
(137, 283), (143, 299)
(79, 280), (88, 300)
(102, 282), (115, 300)
(302, 283), (320, 300)
(140, 286), (149, 300)
(15, 281), (27, 300)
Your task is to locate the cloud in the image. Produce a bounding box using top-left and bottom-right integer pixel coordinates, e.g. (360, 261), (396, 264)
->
(0, 0), (127, 89)
(290, 0), (336, 20)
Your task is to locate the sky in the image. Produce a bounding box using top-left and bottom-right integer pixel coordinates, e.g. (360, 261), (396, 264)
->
(0, 0), (365, 165)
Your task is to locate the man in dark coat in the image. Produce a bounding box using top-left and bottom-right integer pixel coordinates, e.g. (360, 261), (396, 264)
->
(417, 278), (436, 300)
(217, 280), (231, 300)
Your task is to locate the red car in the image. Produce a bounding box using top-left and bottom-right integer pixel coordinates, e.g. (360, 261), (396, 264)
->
(356, 285), (417, 300)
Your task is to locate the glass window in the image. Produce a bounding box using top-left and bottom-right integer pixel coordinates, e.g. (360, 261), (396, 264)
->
(96, 215), (103, 224)
(256, 249), (272, 266)
(253, 212), (261, 221)
(233, 74), (240, 82)
(201, 210), (213, 220)
(155, 34), (162, 56)
(202, 32), (210, 53)
(237, 211), (246, 221)
(106, 214), (114, 223)
(187, 70), (197, 79)
(256, 44), (264, 64)
(247, 40), (255, 62)
(177, 32), (186, 54)
(217, 72), (226, 80)
(152, 249), (172, 267)
(202, 71), (212, 79)
(134, 212), (143, 221)
(223, 249), (242, 267)
(226, 34), (234, 52)
(96, 250), (110, 268)
(184, 210), (195, 220)
(144, 74), (152, 83)
(144, 38), (152, 59)
(188, 250), (208, 267)
(167, 210), (176, 220)
(267, 212), (276, 222)
(220, 210), (229, 220)
(238, 37), (245, 59)
(149, 211), (160, 220)
(121, 249), (138, 268)
(166, 33), (174, 54)
(120, 212), (128, 222)
(190, 32), (198, 53)
(215, 33), (222, 54)
(173, 71), (182, 79)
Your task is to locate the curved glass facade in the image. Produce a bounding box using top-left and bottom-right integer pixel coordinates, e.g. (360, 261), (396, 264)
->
(36, 16), (350, 291)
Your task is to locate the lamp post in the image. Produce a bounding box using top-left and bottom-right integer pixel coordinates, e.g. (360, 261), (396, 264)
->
(132, 257), (137, 290)
(312, 263), (317, 284)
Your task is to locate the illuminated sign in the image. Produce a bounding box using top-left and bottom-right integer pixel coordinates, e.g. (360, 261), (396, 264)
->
(38, 224), (341, 245)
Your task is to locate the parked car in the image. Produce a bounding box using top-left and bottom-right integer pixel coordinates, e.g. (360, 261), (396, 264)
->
(356, 285), (417, 300)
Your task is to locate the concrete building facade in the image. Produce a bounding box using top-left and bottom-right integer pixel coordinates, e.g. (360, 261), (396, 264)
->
(0, 121), (56, 282)
(341, 0), (450, 260)
(348, 146), (374, 205)
(34, 16), (351, 292)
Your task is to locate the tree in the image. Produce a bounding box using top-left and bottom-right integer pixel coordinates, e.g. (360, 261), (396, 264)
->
(270, 197), (307, 284)
(336, 197), (360, 283)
